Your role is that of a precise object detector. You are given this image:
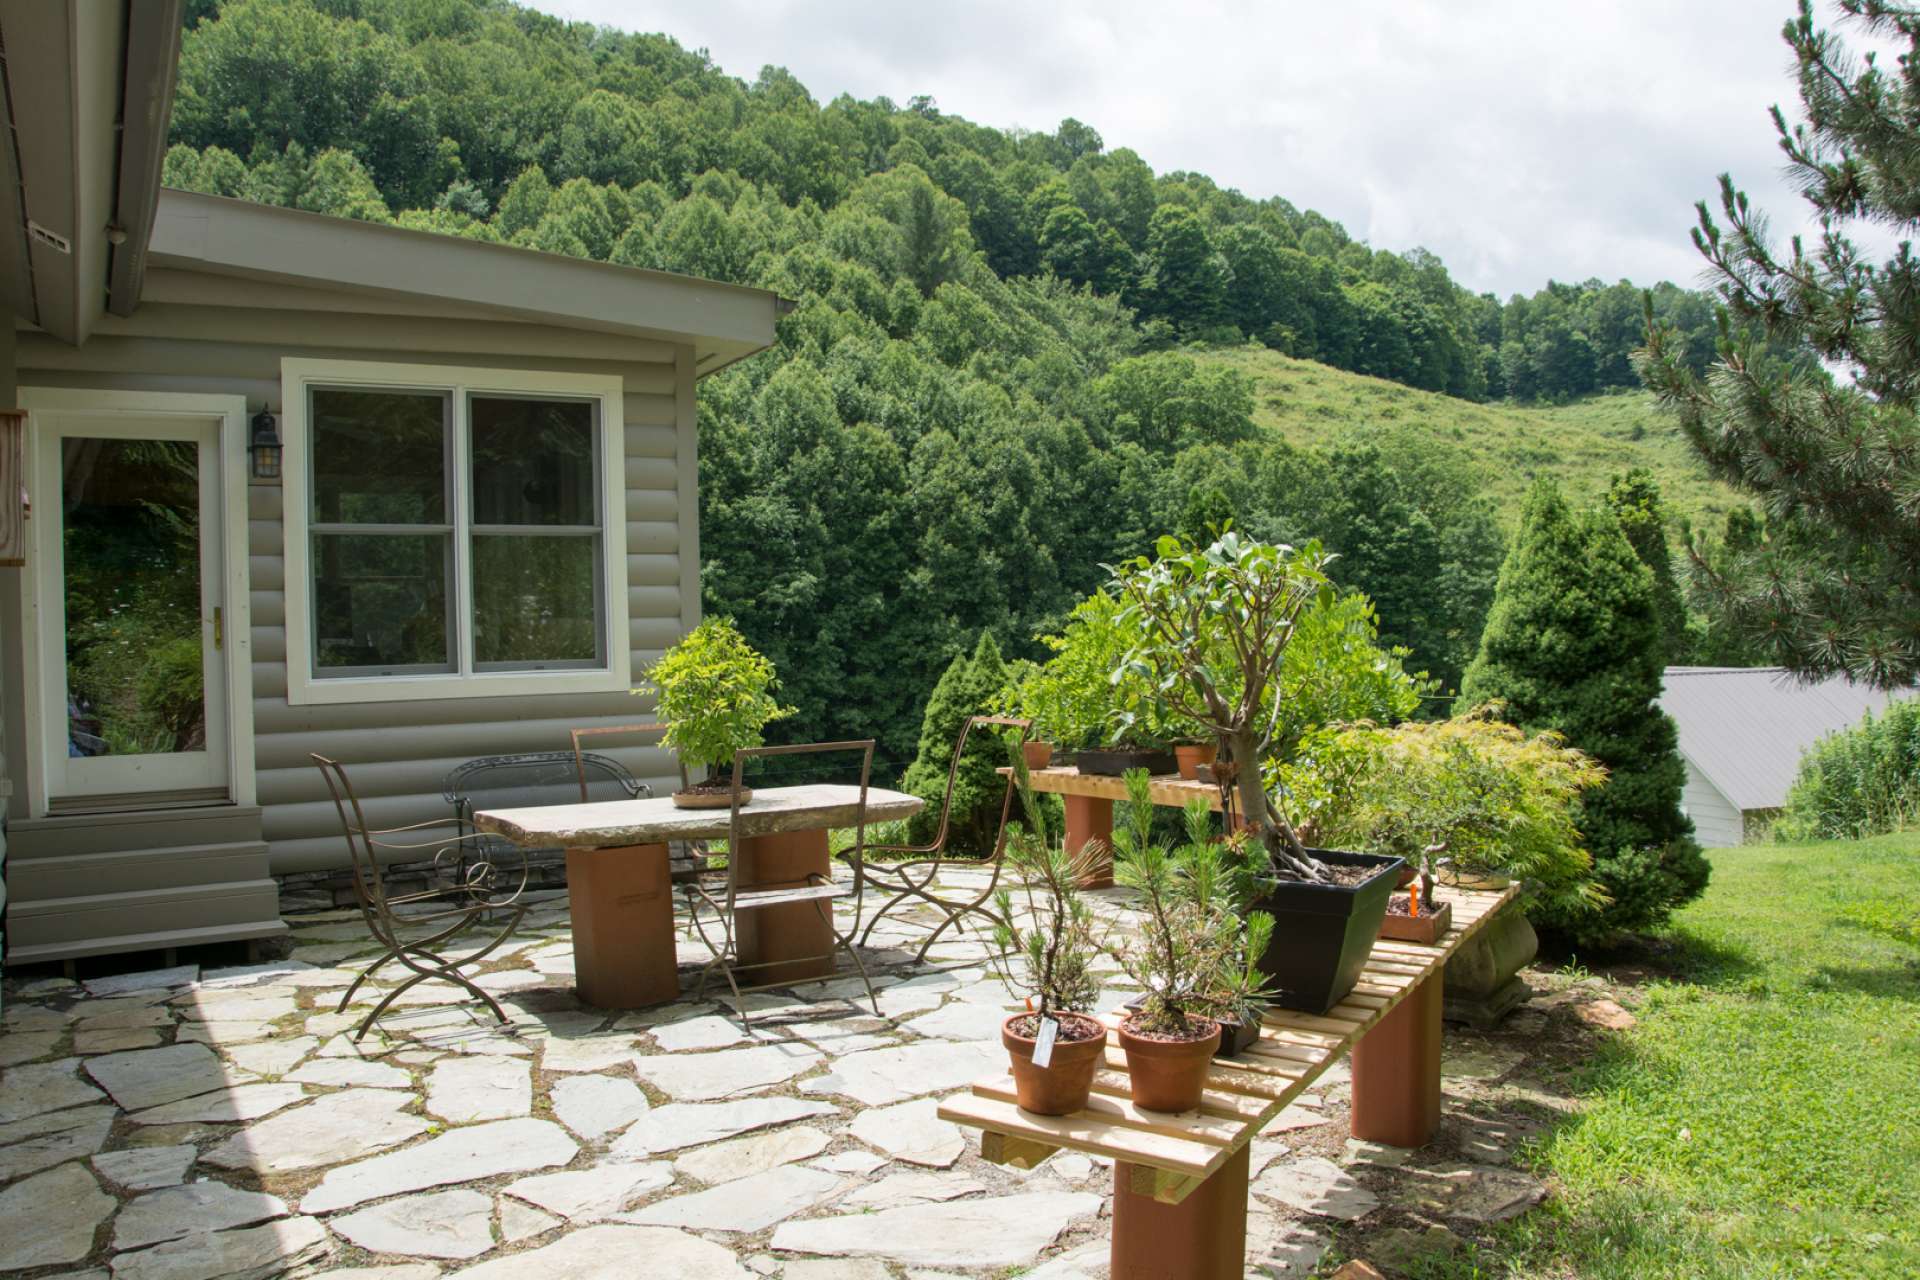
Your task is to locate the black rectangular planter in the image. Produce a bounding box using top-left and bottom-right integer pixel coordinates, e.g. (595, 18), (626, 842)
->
(1075, 747), (1177, 777)
(1254, 848), (1405, 1014)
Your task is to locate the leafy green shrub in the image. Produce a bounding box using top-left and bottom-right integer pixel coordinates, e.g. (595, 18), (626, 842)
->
(898, 631), (1014, 850)
(1780, 700), (1920, 840)
(1004, 591), (1174, 750)
(643, 617), (794, 782)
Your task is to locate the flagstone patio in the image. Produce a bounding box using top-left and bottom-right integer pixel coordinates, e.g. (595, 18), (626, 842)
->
(0, 869), (1599, 1280)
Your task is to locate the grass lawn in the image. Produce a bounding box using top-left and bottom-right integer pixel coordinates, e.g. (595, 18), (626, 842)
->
(1438, 833), (1920, 1279)
(1198, 347), (1746, 532)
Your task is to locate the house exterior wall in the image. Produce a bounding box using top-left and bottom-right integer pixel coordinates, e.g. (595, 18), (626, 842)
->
(11, 270), (699, 876)
(1680, 758), (1745, 849)
(2, 319), (16, 992)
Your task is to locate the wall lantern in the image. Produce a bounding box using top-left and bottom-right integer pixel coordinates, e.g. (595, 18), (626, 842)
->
(249, 407), (282, 480)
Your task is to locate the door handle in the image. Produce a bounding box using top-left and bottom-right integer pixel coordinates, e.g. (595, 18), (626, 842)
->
(212, 606), (223, 651)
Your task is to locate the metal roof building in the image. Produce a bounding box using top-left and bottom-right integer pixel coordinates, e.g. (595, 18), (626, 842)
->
(1659, 666), (1915, 846)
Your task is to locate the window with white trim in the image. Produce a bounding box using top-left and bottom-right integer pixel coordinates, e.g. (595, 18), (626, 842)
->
(281, 361), (629, 705)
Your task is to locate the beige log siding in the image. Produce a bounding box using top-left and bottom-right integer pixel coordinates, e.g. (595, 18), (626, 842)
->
(15, 275), (699, 874)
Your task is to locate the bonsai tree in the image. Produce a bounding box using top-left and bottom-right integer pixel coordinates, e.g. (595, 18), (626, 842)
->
(642, 617), (794, 787)
(1107, 770), (1242, 1038)
(1296, 705), (1610, 924)
(987, 743), (1106, 1023)
(1110, 531), (1337, 881)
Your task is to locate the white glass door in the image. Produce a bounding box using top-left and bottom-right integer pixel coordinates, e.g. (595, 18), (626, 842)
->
(36, 414), (229, 800)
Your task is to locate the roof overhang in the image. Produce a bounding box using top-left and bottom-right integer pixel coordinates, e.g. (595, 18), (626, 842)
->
(0, 0), (183, 344)
(149, 189), (782, 375)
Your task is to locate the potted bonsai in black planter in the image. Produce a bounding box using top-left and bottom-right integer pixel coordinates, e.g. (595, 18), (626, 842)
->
(987, 744), (1110, 1115)
(1109, 532), (1404, 1014)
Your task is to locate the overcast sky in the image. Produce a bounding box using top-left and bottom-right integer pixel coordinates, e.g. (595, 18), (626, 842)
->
(528, 1), (1871, 299)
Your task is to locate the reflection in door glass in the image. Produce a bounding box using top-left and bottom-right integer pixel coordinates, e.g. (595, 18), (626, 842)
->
(62, 438), (204, 758)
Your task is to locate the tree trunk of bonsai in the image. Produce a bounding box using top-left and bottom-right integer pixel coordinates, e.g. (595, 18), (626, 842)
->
(1221, 728), (1327, 883)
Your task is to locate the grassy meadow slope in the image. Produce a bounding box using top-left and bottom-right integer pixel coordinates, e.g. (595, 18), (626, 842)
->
(1203, 347), (1746, 530)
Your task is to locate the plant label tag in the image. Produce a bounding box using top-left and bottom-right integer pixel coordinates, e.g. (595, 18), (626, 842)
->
(1032, 1015), (1059, 1069)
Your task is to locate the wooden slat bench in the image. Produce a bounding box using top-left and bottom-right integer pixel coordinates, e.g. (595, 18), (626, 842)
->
(938, 884), (1518, 1280)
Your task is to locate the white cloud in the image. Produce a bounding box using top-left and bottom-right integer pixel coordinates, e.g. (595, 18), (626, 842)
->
(529, 0), (1885, 297)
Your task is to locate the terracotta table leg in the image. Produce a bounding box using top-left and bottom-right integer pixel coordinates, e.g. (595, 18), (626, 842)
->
(1063, 794), (1114, 889)
(1109, 1142), (1249, 1280)
(733, 828), (835, 986)
(565, 843), (679, 1009)
(1349, 967), (1444, 1147)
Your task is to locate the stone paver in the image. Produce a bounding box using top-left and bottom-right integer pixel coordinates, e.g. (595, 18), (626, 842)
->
(848, 1098), (965, 1168)
(129, 1083), (307, 1125)
(91, 1144), (196, 1191)
(426, 1055), (531, 1122)
(802, 1041), (999, 1106)
(453, 1223), (748, 1280)
(899, 1001), (1011, 1042)
(1399, 1162), (1548, 1222)
(629, 1044), (822, 1102)
(769, 1191), (1102, 1269)
(624, 1163), (844, 1233)
(113, 1182), (289, 1250)
(0, 1032), (59, 1067)
(0, 1108), (114, 1182)
(504, 1162), (674, 1222)
(221, 1035), (318, 1077)
(332, 1189), (497, 1260)
(649, 1014), (752, 1052)
(74, 1029), (167, 1054)
(1253, 1156), (1380, 1221)
(84, 965), (197, 997)
(108, 1215), (330, 1280)
(550, 1073), (650, 1140)
(0, 1057), (108, 1123)
(0, 1162), (115, 1269)
(539, 1034), (640, 1074)
(673, 1124), (831, 1185)
(498, 1198), (561, 1243)
(202, 1089), (432, 1173)
(302, 1118), (577, 1213)
(840, 1171), (985, 1210)
(285, 1058), (411, 1089)
(84, 1044), (244, 1112)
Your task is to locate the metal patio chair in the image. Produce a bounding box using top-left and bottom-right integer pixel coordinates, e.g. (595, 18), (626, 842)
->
(313, 753), (533, 1041)
(686, 739), (881, 1026)
(857, 715), (1031, 962)
(444, 749), (645, 884)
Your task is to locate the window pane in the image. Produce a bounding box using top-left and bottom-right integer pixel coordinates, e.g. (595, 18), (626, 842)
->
(472, 534), (600, 666)
(62, 438), (204, 757)
(470, 396), (596, 527)
(313, 533), (453, 672)
(312, 388), (447, 524)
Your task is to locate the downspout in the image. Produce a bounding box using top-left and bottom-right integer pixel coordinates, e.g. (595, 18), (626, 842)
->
(103, 0), (182, 318)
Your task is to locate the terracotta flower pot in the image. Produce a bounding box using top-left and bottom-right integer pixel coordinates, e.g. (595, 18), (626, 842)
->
(1378, 895), (1452, 944)
(1117, 1012), (1220, 1112)
(1002, 1012), (1107, 1115)
(1022, 740), (1055, 771)
(1173, 742), (1217, 781)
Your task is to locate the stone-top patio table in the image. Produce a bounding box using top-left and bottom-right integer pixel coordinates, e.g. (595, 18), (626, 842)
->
(939, 883), (1518, 1280)
(475, 784), (923, 1009)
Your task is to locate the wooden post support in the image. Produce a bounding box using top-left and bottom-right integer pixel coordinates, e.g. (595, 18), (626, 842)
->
(1349, 967), (1444, 1147)
(733, 828), (836, 985)
(1110, 1142), (1249, 1280)
(1063, 793), (1114, 889)
(566, 843), (679, 1009)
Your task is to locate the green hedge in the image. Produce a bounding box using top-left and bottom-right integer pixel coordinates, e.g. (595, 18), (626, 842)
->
(1781, 700), (1920, 840)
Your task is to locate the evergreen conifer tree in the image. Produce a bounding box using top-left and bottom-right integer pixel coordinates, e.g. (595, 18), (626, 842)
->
(1604, 469), (1690, 664)
(1459, 481), (1710, 941)
(899, 631), (1014, 850)
(1638, 1), (1920, 687)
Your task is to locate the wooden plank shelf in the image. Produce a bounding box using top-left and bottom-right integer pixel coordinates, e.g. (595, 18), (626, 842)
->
(937, 884), (1518, 1205)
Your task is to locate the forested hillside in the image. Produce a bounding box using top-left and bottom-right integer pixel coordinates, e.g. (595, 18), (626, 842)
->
(161, 0), (1739, 767)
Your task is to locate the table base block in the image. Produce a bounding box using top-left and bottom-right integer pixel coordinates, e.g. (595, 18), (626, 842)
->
(1064, 793), (1114, 889)
(1350, 968), (1443, 1147)
(566, 843), (679, 1009)
(1110, 1143), (1249, 1280)
(732, 828), (836, 986)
